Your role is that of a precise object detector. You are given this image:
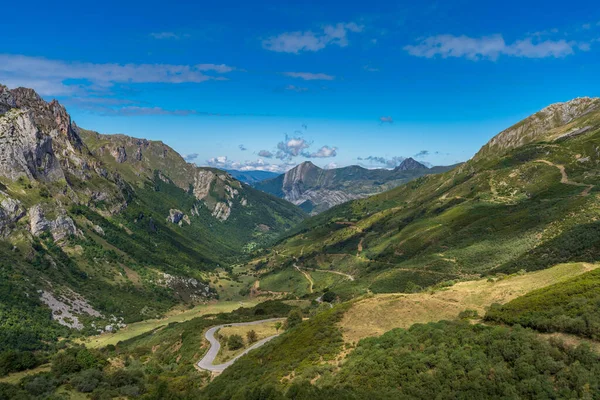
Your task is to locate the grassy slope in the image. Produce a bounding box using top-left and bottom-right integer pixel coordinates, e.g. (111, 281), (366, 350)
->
(215, 320), (281, 364)
(485, 266), (600, 339)
(0, 97), (305, 359)
(82, 300), (258, 349)
(203, 264), (600, 399)
(340, 262), (598, 343)
(253, 107), (600, 298)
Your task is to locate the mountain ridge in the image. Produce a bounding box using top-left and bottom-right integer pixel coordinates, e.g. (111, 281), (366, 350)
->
(0, 83), (306, 348)
(255, 157), (452, 214)
(252, 95), (600, 299)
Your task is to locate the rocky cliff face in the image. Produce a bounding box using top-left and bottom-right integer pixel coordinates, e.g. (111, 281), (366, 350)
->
(257, 159), (444, 214)
(0, 83), (305, 340)
(394, 157), (427, 171)
(475, 97), (600, 160)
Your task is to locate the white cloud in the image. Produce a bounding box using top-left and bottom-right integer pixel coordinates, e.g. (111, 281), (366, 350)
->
(324, 162), (338, 169)
(0, 54), (236, 96)
(183, 153), (199, 162)
(283, 72), (335, 81)
(379, 116), (393, 124)
(257, 150), (274, 158)
(276, 135), (311, 160)
(196, 64), (235, 73)
(404, 34), (584, 60)
(204, 156), (292, 173)
(303, 145), (337, 158)
(357, 155), (405, 169)
(262, 22), (364, 53)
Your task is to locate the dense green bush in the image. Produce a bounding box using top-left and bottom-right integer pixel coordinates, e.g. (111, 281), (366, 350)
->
(228, 335), (244, 350)
(485, 267), (600, 339)
(202, 306), (348, 399)
(206, 321), (600, 399)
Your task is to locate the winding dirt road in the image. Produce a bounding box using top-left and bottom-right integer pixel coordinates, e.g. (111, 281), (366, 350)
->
(197, 318), (285, 372)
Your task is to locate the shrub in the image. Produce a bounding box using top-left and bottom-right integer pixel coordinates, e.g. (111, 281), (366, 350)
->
(227, 335), (244, 350)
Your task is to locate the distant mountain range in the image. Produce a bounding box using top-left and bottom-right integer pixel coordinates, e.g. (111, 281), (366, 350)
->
(254, 158), (458, 214)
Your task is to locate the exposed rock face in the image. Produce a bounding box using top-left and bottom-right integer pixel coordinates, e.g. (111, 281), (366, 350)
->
(159, 273), (214, 302)
(111, 146), (127, 163)
(29, 204), (80, 241)
(0, 196), (26, 236)
(166, 209), (192, 226)
(476, 97), (600, 159)
(212, 202), (231, 221)
(0, 109), (65, 181)
(0, 85), (16, 114)
(11, 87), (83, 151)
(281, 163), (363, 210)
(289, 189), (360, 210)
(264, 160), (433, 214)
(193, 169), (216, 200)
(394, 157), (428, 171)
(39, 289), (102, 330)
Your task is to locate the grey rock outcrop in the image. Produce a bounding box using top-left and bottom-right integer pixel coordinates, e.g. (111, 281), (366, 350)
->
(0, 109), (65, 181)
(193, 169), (216, 200)
(0, 85), (16, 115)
(111, 146), (127, 163)
(212, 202), (231, 221)
(29, 204), (80, 241)
(476, 97), (600, 159)
(0, 196), (26, 236)
(166, 209), (191, 226)
(167, 209), (185, 224)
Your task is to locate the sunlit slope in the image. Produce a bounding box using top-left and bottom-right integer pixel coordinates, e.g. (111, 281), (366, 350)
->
(258, 98), (600, 296)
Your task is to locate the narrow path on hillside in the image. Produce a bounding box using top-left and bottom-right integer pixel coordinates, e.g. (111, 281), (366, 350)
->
(303, 267), (355, 282)
(197, 318), (286, 373)
(357, 238), (364, 257)
(294, 264), (314, 293)
(535, 160), (594, 196)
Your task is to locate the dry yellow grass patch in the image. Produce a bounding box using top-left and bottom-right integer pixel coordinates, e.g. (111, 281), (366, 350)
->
(215, 320), (282, 364)
(83, 300), (258, 349)
(0, 364), (51, 385)
(341, 262), (599, 343)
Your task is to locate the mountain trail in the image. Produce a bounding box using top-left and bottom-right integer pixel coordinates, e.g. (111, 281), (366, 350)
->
(535, 160), (594, 196)
(294, 264), (314, 293)
(309, 267), (355, 282)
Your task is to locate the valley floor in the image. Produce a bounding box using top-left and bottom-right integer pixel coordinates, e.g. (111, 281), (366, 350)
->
(82, 300), (258, 349)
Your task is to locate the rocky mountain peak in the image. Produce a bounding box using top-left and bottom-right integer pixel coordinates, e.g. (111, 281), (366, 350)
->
(282, 161), (320, 187)
(395, 157), (428, 171)
(0, 85), (16, 114)
(475, 97), (600, 160)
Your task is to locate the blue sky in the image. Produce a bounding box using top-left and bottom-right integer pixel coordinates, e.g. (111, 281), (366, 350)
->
(2, 0), (600, 172)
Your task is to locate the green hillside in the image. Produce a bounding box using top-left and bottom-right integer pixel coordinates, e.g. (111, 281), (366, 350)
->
(485, 266), (600, 339)
(251, 97), (600, 298)
(0, 84), (305, 361)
